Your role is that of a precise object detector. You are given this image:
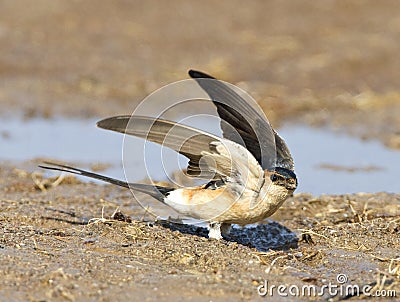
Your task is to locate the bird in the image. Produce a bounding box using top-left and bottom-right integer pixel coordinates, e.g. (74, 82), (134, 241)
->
(40, 69), (297, 240)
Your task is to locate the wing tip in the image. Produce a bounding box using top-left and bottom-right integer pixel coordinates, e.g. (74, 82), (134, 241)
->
(96, 118), (108, 129)
(96, 115), (130, 130)
(188, 69), (215, 79)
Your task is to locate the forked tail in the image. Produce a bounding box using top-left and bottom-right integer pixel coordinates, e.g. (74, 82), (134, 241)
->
(39, 162), (173, 201)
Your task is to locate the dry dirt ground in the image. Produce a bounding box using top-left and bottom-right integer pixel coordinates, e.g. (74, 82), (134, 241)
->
(1, 1), (400, 148)
(1, 1), (400, 301)
(1, 162), (399, 301)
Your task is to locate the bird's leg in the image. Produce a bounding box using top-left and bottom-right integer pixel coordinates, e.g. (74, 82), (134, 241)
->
(221, 223), (232, 235)
(208, 222), (223, 240)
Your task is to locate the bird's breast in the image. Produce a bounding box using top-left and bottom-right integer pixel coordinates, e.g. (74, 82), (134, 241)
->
(164, 183), (290, 225)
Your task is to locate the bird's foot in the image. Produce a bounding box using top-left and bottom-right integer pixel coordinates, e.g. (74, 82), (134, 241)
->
(221, 223), (232, 236)
(208, 222), (223, 240)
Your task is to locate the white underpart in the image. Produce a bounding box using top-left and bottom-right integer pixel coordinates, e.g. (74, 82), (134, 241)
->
(164, 189), (216, 219)
(164, 188), (232, 221)
(164, 189), (188, 206)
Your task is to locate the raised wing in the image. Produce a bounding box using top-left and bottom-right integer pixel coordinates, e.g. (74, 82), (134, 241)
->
(97, 115), (264, 191)
(189, 69), (294, 170)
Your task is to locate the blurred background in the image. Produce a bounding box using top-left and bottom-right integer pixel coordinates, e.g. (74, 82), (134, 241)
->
(1, 0), (399, 194)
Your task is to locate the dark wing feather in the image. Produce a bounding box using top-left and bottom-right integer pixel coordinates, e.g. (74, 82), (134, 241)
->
(188, 69), (294, 170)
(273, 130), (295, 170)
(97, 115), (224, 179)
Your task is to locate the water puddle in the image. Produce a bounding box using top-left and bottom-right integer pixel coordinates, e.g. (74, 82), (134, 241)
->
(1, 117), (399, 195)
(280, 125), (400, 195)
(0, 118), (124, 177)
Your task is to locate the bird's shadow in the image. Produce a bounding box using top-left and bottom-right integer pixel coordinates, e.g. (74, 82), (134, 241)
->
(157, 220), (299, 252)
(43, 208), (298, 252)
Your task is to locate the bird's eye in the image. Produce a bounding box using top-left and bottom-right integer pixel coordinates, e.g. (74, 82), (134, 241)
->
(270, 174), (278, 182)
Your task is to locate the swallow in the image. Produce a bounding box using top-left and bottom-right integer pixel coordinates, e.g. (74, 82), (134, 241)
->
(40, 70), (297, 240)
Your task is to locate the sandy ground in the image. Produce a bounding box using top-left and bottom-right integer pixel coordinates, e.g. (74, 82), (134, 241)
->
(1, 1), (400, 148)
(1, 1), (400, 301)
(1, 162), (399, 301)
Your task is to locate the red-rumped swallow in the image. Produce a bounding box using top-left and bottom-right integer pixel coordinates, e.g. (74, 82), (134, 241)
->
(40, 70), (297, 240)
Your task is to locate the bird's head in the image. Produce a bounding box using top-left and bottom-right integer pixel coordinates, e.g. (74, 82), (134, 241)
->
(268, 167), (298, 192)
